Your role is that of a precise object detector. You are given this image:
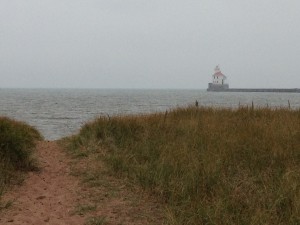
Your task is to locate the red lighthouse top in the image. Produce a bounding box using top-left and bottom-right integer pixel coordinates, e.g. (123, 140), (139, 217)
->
(213, 65), (226, 78)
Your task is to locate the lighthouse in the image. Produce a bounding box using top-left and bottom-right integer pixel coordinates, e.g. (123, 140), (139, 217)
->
(207, 65), (300, 92)
(207, 65), (229, 91)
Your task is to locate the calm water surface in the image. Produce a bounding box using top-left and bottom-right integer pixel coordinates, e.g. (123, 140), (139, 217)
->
(0, 89), (299, 140)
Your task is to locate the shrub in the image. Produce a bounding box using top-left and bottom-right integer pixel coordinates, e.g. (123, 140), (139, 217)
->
(0, 117), (42, 197)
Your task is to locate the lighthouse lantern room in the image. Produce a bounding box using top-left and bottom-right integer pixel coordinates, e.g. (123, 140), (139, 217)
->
(212, 65), (227, 85)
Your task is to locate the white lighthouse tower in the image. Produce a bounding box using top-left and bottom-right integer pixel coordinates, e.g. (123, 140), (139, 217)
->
(212, 65), (227, 85)
(207, 65), (229, 91)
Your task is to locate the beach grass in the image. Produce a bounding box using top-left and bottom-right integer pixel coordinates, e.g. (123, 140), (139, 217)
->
(0, 117), (42, 203)
(64, 106), (300, 225)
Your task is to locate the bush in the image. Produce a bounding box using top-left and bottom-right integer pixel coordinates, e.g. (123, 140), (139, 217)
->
(0, 117), (42, 197)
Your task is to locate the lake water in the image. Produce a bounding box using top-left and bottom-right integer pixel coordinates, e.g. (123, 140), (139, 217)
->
(0, 89), (299, 140)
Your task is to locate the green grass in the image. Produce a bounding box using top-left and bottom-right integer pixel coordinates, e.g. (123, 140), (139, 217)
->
(64, 106), (300, 225)
(0, 117), (42, 202)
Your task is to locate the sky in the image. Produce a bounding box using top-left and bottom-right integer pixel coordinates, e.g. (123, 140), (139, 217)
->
(1, 0), (300, 89)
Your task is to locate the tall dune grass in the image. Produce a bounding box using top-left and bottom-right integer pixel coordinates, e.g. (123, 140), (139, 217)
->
(0, 117), (42, 199)
(66, 107), (300, 225)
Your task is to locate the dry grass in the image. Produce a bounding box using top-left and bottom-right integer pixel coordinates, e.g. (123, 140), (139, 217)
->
(65, 106), (300, 225)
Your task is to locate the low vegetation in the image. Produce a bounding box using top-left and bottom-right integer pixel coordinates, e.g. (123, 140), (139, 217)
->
(65, 106), (300, 225)
(0, 117), (42, 202)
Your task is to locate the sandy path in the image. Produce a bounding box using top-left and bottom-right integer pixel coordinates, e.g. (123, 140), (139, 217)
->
(0, 141), (164, 225)
(0, 141), (85, 225)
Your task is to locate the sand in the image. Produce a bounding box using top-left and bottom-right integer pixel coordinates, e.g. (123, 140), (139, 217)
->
(0, 141), (85, 224)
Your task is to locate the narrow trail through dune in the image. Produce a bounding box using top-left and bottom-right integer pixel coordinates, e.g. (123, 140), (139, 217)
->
(0, 141), (164, 225)
(0, 141), (85, 225)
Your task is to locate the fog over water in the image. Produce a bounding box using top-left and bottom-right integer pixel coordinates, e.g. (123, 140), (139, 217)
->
(1, 1), (300, 89)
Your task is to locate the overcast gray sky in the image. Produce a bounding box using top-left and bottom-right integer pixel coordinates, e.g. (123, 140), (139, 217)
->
(1, 0), (300, 89)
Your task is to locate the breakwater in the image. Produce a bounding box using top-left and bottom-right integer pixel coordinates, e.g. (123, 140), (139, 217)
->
(208, 88), (300, 93)
(207, 82), (300, 93)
